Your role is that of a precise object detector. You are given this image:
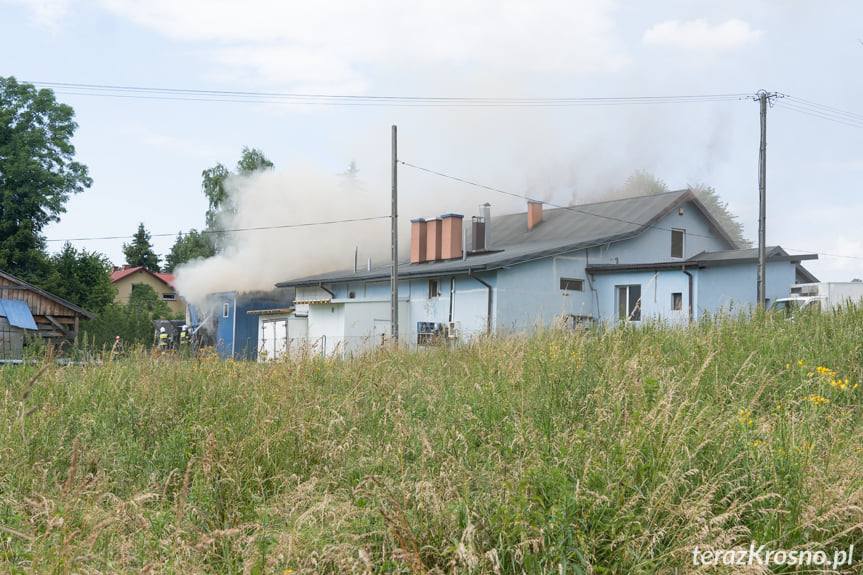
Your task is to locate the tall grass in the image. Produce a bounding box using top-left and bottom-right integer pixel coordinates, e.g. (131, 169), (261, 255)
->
(2, 308), (863, 574)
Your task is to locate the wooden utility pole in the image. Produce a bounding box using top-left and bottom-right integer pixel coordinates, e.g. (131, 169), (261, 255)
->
(757, 90), (767, 308)
(391, 125), (399, 342)
(755, 90), (781, 308)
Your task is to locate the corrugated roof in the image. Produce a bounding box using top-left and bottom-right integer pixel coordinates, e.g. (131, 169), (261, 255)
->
(0, 270), (96, 319)
(278, 189), (740, 288)
(0, 299), (38, 330)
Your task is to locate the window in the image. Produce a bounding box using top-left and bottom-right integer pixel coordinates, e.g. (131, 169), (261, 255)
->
(617, 285), (642, 321)
(162, 292), (176, 301)
(560, 277), (584, 292)
(671, 229), (685, 258)
(428, 279), (439, 299)
(671, 292), (683, 311)
(222, 302), (230, 318)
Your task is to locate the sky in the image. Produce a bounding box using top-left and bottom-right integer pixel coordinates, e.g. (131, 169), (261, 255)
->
(3, 0), (862, 298)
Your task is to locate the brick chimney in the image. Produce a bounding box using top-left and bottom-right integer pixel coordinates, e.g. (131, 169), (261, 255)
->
(528, 200), (543, 230)
(410, 219), (427, 263)
(425, 218), (442, 261)
(440, 213), (464, 260)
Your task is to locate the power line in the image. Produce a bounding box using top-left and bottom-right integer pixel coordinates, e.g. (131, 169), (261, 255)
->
(44, 215), (390, 243)
(777, 97), (863, 129)
(398, 160), (724, 241)
(399, 160), (863, 264)
(26, 81), (750, 107)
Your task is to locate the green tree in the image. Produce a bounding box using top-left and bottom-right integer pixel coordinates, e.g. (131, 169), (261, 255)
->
(617, 169), (670, 197)
(0, 76), (92, 282)
(612, 170), (749, 248)
(164, 228), (215, 273)
(123, 222), (161, 271)
(41, 242), (116, 314)
(81, 283), (171, 350)
(688, 183), (750, 248)
(202, 146), (274, 243)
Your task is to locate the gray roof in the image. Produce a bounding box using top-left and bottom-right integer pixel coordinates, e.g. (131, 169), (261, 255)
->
(277, 189), (739, 288)
(585, 246), (818, 273)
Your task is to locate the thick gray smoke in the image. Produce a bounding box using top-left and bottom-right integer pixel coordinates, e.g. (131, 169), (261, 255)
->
(173, 160), (524, 305)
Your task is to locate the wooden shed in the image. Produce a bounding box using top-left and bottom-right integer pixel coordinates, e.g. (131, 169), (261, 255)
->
(0, 270), (96, 356)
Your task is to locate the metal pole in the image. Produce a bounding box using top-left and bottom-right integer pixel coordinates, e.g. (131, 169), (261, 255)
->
(391, 125), (399, 342)
(757, 91), (767, 308)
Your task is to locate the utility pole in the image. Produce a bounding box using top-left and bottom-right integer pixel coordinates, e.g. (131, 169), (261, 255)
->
(391, 125), (399, 343)
(757, 90), (767, 308)
(754, 90), (782, 308)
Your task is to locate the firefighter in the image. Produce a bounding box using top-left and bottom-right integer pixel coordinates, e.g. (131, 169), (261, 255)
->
(158, 326), (169, 352)
(179, 325), (191, 356)
(111, 335), (123, 359)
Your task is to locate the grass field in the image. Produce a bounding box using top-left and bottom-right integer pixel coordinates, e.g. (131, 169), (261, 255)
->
(2, 308), (863, 574)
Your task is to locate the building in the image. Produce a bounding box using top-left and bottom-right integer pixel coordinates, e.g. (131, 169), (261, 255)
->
(0, 270), (96, 358)
(188, 289), (296, 360)
(110, 266), (184, 316)
(275, 190), (818, 357)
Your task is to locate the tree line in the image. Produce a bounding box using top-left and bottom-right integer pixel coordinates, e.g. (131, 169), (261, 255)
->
(0, 76), (273, 350)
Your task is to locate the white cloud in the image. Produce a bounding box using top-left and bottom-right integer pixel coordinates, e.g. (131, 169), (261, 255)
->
(642, 18), (764, 53)
(99, 0), (628, 91)
(3, 0), (72, 28)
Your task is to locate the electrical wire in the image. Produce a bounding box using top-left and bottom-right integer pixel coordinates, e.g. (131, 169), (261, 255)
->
(44, 215), (390, 243)
(399, 160), (863, 263)
(777, 97), (863, 129)
(26, 81), (750, 107)
(399, 160), (726, 242)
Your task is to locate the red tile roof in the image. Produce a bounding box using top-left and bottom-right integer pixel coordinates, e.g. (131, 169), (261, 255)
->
(110, 266), (176, 288)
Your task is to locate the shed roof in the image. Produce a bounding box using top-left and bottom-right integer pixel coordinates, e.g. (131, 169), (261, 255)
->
(0, 270), (96, 320)
(584, 246), (818, 273)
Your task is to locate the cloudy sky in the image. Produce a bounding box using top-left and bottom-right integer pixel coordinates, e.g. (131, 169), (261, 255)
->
(3, 0), (862, 289)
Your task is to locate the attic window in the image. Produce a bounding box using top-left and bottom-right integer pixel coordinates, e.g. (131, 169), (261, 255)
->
(162, 293), (176, 301)
(559, 278), (584, 292)
(671, 229), (685, 259)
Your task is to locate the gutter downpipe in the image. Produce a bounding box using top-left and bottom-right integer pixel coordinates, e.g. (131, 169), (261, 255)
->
(467, 269), (493, 334)
(682, 265), (693, 323)
(586, 248), (601, 323)
(318, 283), (335, 299)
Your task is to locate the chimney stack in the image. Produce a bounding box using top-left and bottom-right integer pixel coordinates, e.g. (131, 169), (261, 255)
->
(440, 213), (464, 260)
(410, 218), (427, 263)
(425, 218), (442, 261)
(479, 202), (491, 249)
(528, 200), (543, 230)
(471, 216), (486, 251)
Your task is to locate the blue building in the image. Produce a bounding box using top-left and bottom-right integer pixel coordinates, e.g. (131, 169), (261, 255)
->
(190, 289), (295, 360)
(275, 190), (818, 356)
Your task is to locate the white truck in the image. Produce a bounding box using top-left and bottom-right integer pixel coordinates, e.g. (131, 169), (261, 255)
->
(772, 282), (863, 316)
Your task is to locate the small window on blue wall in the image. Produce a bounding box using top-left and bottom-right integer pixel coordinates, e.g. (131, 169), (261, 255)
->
(671, 229), (685, 258)
(560, 278), (584, 292)
(222, 302), (230, 318)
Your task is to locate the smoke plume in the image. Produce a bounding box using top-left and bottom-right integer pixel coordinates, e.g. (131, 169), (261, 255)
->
(173, 159), (523, 305)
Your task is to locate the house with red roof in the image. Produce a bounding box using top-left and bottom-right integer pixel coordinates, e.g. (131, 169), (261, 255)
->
(110, 266), (185, 317)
